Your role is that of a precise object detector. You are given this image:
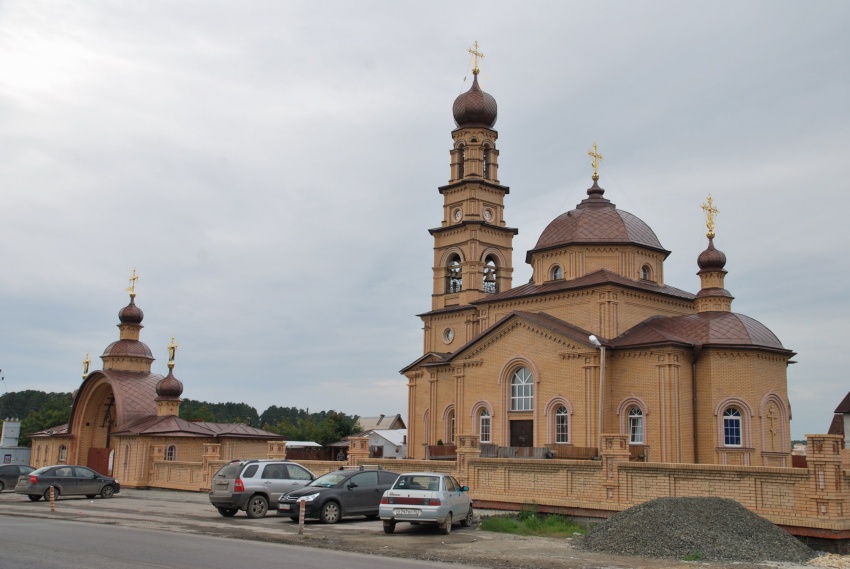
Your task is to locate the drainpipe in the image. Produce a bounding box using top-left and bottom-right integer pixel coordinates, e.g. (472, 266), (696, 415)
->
(692, 344), (703, 464)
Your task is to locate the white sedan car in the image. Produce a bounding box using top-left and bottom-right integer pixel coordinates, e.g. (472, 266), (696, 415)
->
(379, 472), (474, 534)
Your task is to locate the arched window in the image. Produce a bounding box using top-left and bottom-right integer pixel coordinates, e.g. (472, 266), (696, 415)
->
(35, 446), (41, 466)
(479, 408), (491, 443)
(165, 445), (177, 461)
(628, 406), (644, 444)
(446, 255), (462, 293)
(457, 144), (465, 179)
(447, 409), (456, 444)
(640, 264), (652, 281)
(423, 410), (430, 446)
(723, 407), (742, 446)
(58, 445), (67, 463)
(483, 144), (492, 179)
(555, 406), (569, 443)
(123, 443), (131, 472)
(483, 256), (497, 294)
(510, 367), (534, 411)
(550, 265), (563, 280)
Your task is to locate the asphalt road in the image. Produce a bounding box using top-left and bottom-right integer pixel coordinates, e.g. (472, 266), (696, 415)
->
(0, 516), (487, 569)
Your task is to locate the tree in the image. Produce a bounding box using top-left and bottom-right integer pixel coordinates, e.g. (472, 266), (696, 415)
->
(0, 391), (74, 447)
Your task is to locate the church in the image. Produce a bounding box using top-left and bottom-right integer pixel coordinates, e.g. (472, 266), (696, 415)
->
(29, 273), (282, 488)
(401, 53), (795, 466)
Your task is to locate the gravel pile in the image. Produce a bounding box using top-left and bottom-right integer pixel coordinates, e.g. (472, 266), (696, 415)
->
(578, 497), (816, 563)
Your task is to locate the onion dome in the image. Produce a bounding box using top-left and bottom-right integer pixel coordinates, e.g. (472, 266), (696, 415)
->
(452, 71), (497, 128)
(697, 237), (727, 271)
(118, 296), (144, 325)
(156, 369), (183, 398)
(527, 178), (668, 262)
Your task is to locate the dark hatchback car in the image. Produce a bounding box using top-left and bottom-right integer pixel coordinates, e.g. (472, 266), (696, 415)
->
(278, 467), (399, 524)
(15, 465), (119, 501)
(0, 464), (34, 492)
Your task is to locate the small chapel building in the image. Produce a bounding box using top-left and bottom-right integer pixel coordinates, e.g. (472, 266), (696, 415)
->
(30, 279), (282, 489)
(401, 60), (795, 466)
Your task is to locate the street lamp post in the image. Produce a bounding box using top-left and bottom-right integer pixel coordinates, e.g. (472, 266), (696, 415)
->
(589, 336), (605, 452)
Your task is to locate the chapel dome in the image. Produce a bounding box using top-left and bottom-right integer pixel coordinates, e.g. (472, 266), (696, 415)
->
(697, 238), (727, 271)
(101, 339), (154, 359)
(528, 179), (667, 260)
(452, 72), (497, 128)
(118, 296), (144, 325)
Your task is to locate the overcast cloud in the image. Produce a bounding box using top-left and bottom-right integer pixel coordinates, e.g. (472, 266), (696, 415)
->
(1, 1), (848, 439)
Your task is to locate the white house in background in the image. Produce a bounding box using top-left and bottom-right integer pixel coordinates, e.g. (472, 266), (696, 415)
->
(367, 429), (407, 459)
(1, 419), (31, 465)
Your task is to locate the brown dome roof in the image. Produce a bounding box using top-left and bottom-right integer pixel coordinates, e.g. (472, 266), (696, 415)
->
(613, 312), (787, 351)
(156, 370), (183, 398)
(452, 73), (497, 128)
(527, 180), (667, 261)
(697, 237), (727, 271)
(119, 296), (144, 325)
(102, 339), (154, 359)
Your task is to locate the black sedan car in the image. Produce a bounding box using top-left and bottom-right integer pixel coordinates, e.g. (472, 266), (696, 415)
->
(15, 465), (120, 501)
(0, 464), (34, 492)
(278, 467), (398, 524)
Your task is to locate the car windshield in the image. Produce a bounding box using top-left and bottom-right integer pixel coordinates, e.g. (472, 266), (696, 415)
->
(393, 475), (441, 491)
(307, 472), (349, 488)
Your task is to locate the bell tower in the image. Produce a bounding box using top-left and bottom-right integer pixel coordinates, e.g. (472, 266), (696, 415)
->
(430, 43), (517, 310)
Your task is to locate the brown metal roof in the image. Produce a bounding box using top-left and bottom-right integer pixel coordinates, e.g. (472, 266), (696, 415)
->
(474, 269), (694, 304)
(834, 391), (850, 414)
(452, 73), (497, 128)
(611, 312), (790, 353)
(526, 181), (668, 262)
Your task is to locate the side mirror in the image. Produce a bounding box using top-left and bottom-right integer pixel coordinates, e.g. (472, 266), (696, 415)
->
(347, 482), (358, 490)
(461, 486), (469, 492)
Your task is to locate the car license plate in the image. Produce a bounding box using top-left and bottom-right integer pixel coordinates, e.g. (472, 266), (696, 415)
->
(394, 508), (420, 516)
(279, 504), (291, 511)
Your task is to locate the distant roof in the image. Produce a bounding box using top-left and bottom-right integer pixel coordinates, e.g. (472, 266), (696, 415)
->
(285, 441), (322, 448)
(358, 414), (405, 431)
(369, 429), (407, 446)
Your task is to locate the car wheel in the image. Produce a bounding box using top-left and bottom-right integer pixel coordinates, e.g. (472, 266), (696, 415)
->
(460, 506), (474, 527)
(439, 513), (452, 535)
(100, 485), (115, 499)
(28, 494), (41, 502)
(245, 495), (269, 519)
(383, 520), (396, 534)
(319, 501), (341, 524)
(0, 481), (5, 492)
(44, 487), (59, 501)
(217, 507), (239, 517)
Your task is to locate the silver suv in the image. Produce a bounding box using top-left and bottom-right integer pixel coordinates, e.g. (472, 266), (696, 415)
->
(208, 459), (315, 518)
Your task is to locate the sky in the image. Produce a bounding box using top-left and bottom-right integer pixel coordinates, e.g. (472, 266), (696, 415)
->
(0, 1), (848, 439)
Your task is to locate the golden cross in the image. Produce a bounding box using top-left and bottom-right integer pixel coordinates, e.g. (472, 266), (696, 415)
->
(701, 195), (719, 238)
(587, 143), (604, 181)
(468, 41), (484, 75)
(127, 267), (139, 296)
(167, 336), (178, 366)
(82, 353), (91, 379)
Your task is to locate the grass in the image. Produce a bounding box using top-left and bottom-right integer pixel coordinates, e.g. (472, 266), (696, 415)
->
(479, 504), (591, 538)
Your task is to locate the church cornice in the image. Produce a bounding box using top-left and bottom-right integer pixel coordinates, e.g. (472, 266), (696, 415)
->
(429, 221), (518, 237)
(438, 179), (510, 195)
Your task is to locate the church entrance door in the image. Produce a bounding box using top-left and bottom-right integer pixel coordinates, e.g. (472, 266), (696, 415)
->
(510, 420), (533, 447)
(88, 448), (110, 476)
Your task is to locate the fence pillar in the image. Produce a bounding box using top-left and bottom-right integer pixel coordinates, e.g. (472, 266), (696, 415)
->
(600, 433), (631, 502)
(347, 436), (370, 466)
(267, 441), (287, 459)
(806, 434), (846, 520)
(456, 434), (480, 487)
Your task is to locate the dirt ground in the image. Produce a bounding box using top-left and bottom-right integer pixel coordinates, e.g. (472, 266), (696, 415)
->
(0, 489), (847, 569)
